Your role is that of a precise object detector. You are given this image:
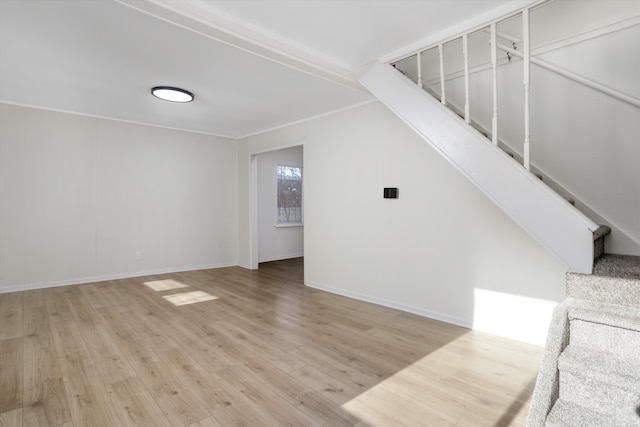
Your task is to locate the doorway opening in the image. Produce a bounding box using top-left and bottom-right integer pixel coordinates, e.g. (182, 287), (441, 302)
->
(250, 145), (304, 277)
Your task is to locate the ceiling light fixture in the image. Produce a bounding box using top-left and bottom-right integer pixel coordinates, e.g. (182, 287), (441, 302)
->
(151, 86), (194, 103)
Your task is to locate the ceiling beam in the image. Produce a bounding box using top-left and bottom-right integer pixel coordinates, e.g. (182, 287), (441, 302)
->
(116, 0), (365, 92)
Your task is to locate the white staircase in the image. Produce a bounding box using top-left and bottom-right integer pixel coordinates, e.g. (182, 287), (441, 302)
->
(387, 0), (640, 256)
(356, 1), (640, 425)
(357, 61), (599, 274)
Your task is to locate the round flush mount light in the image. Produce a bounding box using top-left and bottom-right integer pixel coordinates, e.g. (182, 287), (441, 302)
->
(151, 86), (194, 103)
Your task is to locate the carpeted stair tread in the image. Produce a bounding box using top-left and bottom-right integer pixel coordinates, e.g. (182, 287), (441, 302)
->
(545, 399), (640, 427)
(559, 370), (640, 415)
(567, 298), (640, 332)
(594, 254), (640, 280)
(570, 318), (640, 361)
(529, 254), (640, 426)
(558, 345), (640, 391)
(566, 269), (640, 307)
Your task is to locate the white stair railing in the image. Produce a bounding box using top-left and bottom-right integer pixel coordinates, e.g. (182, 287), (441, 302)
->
(391, 0), (640, 171)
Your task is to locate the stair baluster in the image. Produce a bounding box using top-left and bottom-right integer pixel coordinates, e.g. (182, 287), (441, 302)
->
(438, 43), (446, 106)
(523, 8), (531, 171)
(491, 23), (498, 146)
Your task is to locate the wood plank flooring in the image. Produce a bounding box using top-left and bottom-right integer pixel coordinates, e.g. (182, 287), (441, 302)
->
(0, 258), (543, 426)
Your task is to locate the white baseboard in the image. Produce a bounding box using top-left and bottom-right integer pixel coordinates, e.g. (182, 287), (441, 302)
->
(304, 280), (473, 330)
(258, 253), (304, 263)
(237, 262), (254, 270)
(0, 262), (238, 294)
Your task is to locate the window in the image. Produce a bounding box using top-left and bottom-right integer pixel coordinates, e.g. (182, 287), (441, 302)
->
(276, 164), (303, 226)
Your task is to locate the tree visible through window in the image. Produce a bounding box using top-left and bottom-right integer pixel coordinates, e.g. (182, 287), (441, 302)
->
(276, 164), (303, 225)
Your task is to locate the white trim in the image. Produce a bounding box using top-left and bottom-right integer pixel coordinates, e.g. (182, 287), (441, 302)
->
(273, 224), (303, 229)
(305, 280), (473, 330)
(1, 98), (377, 142)
(0, 262), (238, 294)
(532, 15), (640, 58)
(248, 145), (305, 271)
(258, 253), (304, 263)
(237, 262), (253, 270)
(248, 142), (305, 157)
(238, 99), (376, 139)
(0, 101), (238, 139)
(249, 154), (259, 269)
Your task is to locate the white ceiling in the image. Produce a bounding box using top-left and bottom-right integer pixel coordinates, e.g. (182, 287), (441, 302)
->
(198, 0), (513, 70)
(0, 0), (526, 138)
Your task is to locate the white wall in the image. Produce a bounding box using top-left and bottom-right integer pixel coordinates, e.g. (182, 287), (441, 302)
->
(1, 101), (566, 344)
(0, 103), (238, 292)
(257, 146), (304, 262)
(238, 102), (566, 345)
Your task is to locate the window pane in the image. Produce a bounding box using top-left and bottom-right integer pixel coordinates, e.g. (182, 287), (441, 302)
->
(277, 165), (302, 225)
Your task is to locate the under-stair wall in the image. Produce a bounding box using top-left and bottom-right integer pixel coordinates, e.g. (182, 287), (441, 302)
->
(357, 61), (598, 274)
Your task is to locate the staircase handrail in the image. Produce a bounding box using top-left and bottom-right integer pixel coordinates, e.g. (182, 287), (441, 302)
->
(497, 42), (640, 109)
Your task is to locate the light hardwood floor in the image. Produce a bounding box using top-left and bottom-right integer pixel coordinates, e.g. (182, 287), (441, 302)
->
(1, 258), (543, 426)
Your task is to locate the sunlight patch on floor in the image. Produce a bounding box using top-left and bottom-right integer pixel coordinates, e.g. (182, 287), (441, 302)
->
(342, 333), (536, 426)
(342, 344), (461, 426)
(163, 290), (218, 306)
(144, 279), (189, 291)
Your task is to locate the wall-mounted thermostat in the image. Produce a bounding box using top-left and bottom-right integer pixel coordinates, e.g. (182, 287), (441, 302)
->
(383, 188), (398, 199)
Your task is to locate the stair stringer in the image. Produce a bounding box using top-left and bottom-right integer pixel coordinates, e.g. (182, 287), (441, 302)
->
(357, 61), (599, 274)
